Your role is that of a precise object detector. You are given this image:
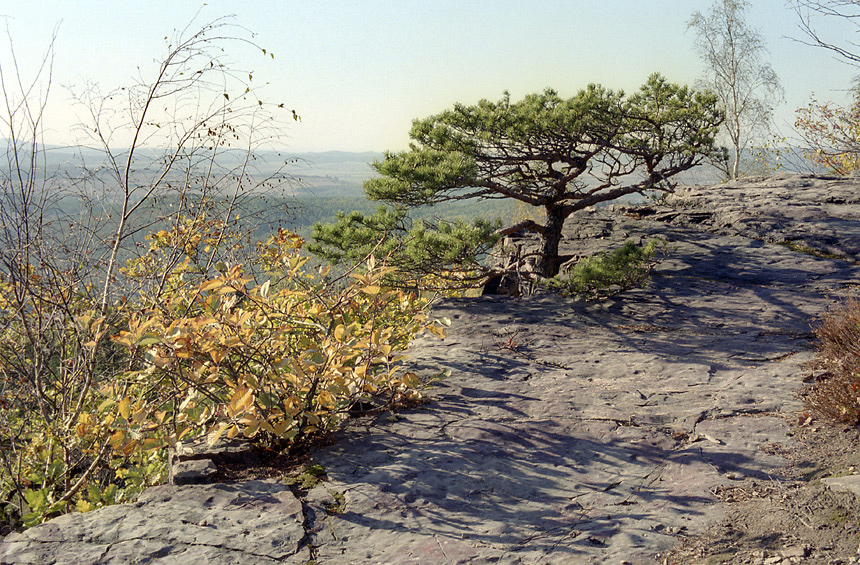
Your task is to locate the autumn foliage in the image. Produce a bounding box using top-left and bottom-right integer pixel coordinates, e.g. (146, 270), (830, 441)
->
(111, 229), (445, 449)
(0, 225), (443, 528)
(805, 297), (860, 424)
(795, 88), (860, 174)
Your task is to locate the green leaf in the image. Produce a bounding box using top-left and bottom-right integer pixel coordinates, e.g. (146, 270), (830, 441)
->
(136, 334), (161, 347)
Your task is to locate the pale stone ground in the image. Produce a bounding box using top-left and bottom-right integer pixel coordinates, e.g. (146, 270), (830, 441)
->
(2, 173), (859, 564)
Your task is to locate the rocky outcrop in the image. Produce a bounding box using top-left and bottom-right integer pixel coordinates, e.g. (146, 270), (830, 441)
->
(647, 172), (860, 262)
(0, 481), (308, 564)
(169, 437), (262, 485)
(2, 173), (859, 564)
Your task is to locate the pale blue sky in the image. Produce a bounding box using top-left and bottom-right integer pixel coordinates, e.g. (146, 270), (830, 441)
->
(1, 1), (856, 152)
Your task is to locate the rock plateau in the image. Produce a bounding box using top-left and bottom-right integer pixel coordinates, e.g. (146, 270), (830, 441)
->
(2, 173), (860, 564)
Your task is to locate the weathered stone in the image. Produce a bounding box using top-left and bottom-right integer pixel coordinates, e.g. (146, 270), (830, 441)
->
(0, 481), (308, 565)
(823, 476), (860, 498)
(171, 458), (218, 485)
(659, 172), (860, 262)
(3, 173), (859, 564)
(168, 437), (260, 484)
(780, 545), (809, 558)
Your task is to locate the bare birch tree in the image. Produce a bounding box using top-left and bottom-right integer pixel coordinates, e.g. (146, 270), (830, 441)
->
(790, 1), (860, 173)
(689, 0), (784, 179)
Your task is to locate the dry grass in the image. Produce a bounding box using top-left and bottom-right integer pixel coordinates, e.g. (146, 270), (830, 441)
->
(805, 297), (860, 424)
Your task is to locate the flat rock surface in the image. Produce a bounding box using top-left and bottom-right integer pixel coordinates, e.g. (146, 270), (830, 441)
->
(2, 173), (859, 564)
(660, 172), (860, 262)
(1, 481), (309, 564)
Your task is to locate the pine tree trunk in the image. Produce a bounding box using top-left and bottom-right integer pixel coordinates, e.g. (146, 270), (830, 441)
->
(538, 208), (566, 277)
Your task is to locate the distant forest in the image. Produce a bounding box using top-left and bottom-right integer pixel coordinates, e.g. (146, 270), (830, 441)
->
(28, 146), (789, 249)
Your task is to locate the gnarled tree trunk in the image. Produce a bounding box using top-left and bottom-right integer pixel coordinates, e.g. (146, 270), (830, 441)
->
(538, 206), (567, 277)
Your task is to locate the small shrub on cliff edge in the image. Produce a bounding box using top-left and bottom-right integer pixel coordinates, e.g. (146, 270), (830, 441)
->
(804, 297), (860, 424)
(541, 239), (663, 300)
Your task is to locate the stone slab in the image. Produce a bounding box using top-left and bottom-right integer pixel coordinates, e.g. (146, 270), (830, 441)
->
(3, 173), (859, 564)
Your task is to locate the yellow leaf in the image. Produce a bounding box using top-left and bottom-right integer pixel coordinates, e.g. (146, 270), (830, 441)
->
(318, 390), (334, 409)
(199, 279), (223, 292)
(428, 324), (446, 339)
(122, 440), (138, 456)
(110, 430), (126, 450)
(362, 285), (381, 296)
(137, 316), (158, 335)
(243, 420), (260, 437)
(77, 313), (92, 329)
(334, 324), (346, 342)
(140, 438), (163, 451)
(270, 420), (288, 436)
(132, 405), (147, 424)
(402, 372), (420, 388)
(118, 397), (130, 420)
(208, 423), (229, 446)
(210, 349), (227, 364)
(223, 336), (242, 347)
(113, 335), (133, 348)
(229, 387), (254, 412)
(179, 391), (197, 412)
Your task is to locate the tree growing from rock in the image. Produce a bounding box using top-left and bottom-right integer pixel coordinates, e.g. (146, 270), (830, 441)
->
(312, 74), (723, 281)
(689, 0), (784, 179)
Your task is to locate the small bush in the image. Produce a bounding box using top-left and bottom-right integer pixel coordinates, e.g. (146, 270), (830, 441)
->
(108, 230), (446, 453)
(0, 226), (444, 530)
(541, 239), (663, 299)
(805, 297), (860, 424)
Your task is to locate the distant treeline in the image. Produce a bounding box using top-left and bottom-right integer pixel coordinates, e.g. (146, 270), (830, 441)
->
(287, 195), (517, 236)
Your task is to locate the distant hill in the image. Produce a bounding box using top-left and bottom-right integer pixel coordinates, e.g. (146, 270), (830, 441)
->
(1, 143), (823, 228)
(281, 151), (383, 198)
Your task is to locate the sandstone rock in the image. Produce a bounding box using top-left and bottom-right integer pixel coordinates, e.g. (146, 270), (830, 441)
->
(3, 173), (859, 564)
(659, 173), (860, 262)
(168, 437), (260, 485)
(0, 481), (308, 564)
(171, 458), (218, 485)
(823, 476), (860, 498)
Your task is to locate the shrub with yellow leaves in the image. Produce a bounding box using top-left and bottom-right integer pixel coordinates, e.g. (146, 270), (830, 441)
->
(1, 226), (444, 530)
(109, 228), (445, 450)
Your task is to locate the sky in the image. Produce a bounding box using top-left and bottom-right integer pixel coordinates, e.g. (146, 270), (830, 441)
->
(1, 0), (857, 153)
